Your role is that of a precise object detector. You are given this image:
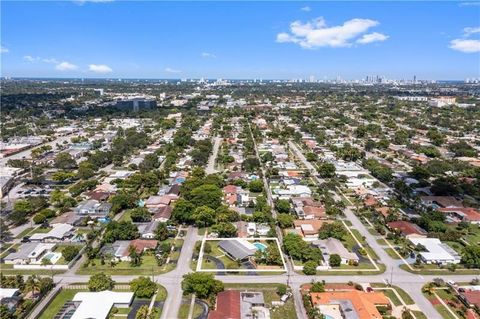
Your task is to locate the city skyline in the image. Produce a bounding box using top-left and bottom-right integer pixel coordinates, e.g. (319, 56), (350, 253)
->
(1, 1), (479, 79)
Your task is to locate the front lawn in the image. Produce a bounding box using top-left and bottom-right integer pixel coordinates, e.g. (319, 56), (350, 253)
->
(39, 289), (85, 319)
(76, 255), (175, 275)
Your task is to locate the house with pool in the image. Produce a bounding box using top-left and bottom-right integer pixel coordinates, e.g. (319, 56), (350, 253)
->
(4, 243), (57, 265)
(198, 237), (287, 273)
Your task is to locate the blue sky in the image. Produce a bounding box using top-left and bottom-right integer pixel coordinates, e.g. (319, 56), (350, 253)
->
(1, 1), (479, 80)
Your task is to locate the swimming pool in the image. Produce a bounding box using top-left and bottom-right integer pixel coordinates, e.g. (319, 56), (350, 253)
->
(42, 252), (61, 264)
(253, 242), (267, 252)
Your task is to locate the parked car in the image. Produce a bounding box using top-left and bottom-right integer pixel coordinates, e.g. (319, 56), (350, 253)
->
(21, 236), (31, 243)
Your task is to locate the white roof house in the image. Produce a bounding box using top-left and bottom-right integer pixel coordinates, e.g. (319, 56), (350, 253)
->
(30, 223), (73, 242)
(409, 238), (461, 265)
(274, 185), (312, 197)
(4, 243), (56, 264)
(71, 291), (134, 319)
(0, 288), (19, 300)
(314, 238), (359, 265)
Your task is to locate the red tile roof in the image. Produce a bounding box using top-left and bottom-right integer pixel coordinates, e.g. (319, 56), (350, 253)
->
(153, 205), (172, 220)
(439, 207), (480, 222)
(223, 185), (238, 194)
(461, 290), (480, 308)
(130, 239), (158, 254)
(387, 221), (427, 236)
(208, 290), (241, 319)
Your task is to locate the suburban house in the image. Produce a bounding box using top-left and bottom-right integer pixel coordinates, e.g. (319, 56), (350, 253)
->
(458, 290), (480, 309)
(313, 237), (359, 265)
(152, 205), (172, 222)
(293, 220), (329, 239)
(208, 290), (270, 319)
(70, 291), (134, 319)
(223, 185), (250, 207)
(310, 290), (390, 319)
(438, 207), (480, 225)
(105, 239), (157, 262)
(30, 223), (74, 242)
(387, 221), (427, 238)
(0, 288), (21, 311)
(420, 196), (464, 209)
(292, 197), (326, 219)
(138, 221), (159, 239)
(74, 199), (112, 217)
(218, 239), (258, 262)
(409, 238), (461, 265)
(274, 185), (312, 198)
(4, 243), (56, 265)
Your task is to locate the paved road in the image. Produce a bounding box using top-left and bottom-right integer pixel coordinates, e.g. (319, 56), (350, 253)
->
(205, 136), (221, 175)
(249, 124), (307, 319)
(160, 226), (198, 319)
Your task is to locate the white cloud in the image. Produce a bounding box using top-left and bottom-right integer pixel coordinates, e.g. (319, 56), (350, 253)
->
(276, 17), (387, 48)
(357, 32), (389, 44)
(89, 64), (113, 73)
(165, 67), (182, 74)
(201, 52), (217, 58)
(1, 46), (9, 53)
(459, 2), (480, 6)
(42, 58), (60, 64)
(74, 0), (114, 5)
(56, 61), (78, 71)
(449, 39), (480, 53)
(463, 27), (480, 36)
(24, 55), (40, 62)
(300, 6), (311, 12)
(449, 26), (480, 53)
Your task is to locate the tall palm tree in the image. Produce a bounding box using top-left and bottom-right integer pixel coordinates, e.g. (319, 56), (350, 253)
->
(25, 275), (40, 297)
(135, 305), (150, 319)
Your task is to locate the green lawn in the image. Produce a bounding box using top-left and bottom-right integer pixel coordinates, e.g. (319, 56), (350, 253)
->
(118, 210), (132, 222)
(370, 284), (415, 305)
(412, 311), (428, 319)
(156, 284), (168, 301)
(15, 227), (34, 239)
(31, 227), (53, 234)
(376, 238), (387, 245)
(76, 255), (175, 275)
(178, 295), (202, 319)
(0, 244), (19, 258)
(464, 224), (480, 245)
(400, 264), (480, 275)
(39, 289), (86, 319)
(384, 248), (401, 259)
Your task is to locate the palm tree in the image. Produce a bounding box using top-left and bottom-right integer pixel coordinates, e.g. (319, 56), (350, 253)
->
(135, 305), (150, 319)
(25, 275), (40, 297)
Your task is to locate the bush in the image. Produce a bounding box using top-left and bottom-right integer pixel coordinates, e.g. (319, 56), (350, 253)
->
(33, 214), (47, 224)
(62, 246), (80, 262)
(276, 284), (287, 296)
(88, 273), (114, 291)
(329, 254), (342, 267)
(130, 277), (157, 298)
(303, 261), (318, 275)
